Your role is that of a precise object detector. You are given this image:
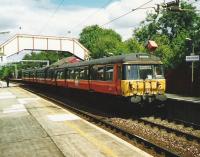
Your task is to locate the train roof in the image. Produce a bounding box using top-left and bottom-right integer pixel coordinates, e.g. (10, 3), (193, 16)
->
(58, 53), (162, 69)
(22, 53), (162, 72)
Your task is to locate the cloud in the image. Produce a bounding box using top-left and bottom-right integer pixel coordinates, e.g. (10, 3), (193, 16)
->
(0, 0), (199, 44)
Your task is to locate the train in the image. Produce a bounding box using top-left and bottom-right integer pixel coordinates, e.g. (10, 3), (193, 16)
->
(22, 53), (167, 104)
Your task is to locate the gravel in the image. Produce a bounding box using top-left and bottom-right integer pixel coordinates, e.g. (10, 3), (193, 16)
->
(111, 118), (200, 157)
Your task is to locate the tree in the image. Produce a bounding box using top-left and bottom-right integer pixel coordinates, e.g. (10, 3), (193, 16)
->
(134, 1), (200, 69)
(22, 51), (71, 68)
(124, 38), (146, 54)
(79, 25), (127, 59)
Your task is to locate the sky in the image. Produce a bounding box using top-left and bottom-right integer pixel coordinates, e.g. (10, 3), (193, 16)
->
(0, 0), (199, 44)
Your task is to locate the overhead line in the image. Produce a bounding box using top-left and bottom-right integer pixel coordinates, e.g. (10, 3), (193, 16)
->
(39, 0), (65, 34)
(101, 0), (153, 26)
(70, 0), (113, 32)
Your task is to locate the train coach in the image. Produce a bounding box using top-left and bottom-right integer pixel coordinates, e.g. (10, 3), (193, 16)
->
(22, 53), (167, 104)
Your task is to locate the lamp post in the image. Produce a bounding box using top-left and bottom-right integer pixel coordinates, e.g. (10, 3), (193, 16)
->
(185, 38), (195, 83)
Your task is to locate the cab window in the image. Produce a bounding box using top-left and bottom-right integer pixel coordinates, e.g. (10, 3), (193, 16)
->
(154, 65), (164, 79)
(123, 65), (139, 80)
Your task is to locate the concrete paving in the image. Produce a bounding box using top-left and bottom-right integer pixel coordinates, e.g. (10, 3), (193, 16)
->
(167, 93), (200, 104)
(0, 85), (152, 157)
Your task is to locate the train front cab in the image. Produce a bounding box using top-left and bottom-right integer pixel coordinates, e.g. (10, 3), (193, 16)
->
(121, 63), (166, 104)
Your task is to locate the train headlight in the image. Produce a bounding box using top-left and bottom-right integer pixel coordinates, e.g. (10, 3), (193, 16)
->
(157, 82), (163, 94)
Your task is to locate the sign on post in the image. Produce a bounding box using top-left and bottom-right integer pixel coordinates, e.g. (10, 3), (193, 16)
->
(186, 55), (199, 62)
(186, 55), (199, 84)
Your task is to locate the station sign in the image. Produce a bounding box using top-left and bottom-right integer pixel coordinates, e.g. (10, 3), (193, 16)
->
(186, 55), (199, 62)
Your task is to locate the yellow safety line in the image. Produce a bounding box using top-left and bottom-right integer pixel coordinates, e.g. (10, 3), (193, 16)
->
(64, 121), (118, 157)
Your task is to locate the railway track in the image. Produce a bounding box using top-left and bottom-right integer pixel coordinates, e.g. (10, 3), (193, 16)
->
(21, 85), (179, 157)
(138, 117), (200, 142)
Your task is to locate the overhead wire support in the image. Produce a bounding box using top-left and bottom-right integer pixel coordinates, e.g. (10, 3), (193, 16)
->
(101, 0), (153, 27)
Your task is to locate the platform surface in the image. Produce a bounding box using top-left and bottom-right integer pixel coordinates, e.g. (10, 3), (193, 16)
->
(167, 93), (200, 104)
(0, 85), (152, 157)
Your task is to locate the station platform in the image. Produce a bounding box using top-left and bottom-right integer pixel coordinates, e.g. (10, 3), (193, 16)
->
(167, 93), (200, 104)
(0, 85), (152, 157)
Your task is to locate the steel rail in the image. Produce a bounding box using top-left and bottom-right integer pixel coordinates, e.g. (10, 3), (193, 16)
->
(172, 119), (200, 130)
(21, 85), (179, 157)
(138, 118), (200, 143)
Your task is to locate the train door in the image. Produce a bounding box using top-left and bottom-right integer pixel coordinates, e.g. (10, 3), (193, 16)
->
(116, 64), (122, 95)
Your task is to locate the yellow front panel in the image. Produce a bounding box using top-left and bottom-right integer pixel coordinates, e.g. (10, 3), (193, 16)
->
(156, 79), (166, 94)
(121, 80), (144, 97)
(121, 79), (166, 97)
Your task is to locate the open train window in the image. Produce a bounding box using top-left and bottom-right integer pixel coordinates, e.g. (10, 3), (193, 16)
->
(105, 65), (114, 81)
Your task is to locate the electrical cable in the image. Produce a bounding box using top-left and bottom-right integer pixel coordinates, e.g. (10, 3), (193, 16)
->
(39, 0), (65, 34)
(101, 0), (153, 26)
(70, 0), (113, 32)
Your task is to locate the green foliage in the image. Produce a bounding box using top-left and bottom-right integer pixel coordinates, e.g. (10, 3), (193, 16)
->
(0, 66), (14, 79)
(79, 25), (123, 58)
(134, 1), (200, 69)
(79, 25), (146, 58)
(22, 51), (71, 69)
(124, 38), (146, 53)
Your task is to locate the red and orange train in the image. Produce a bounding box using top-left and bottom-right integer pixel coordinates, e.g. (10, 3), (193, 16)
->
(22, 53), (167, 104)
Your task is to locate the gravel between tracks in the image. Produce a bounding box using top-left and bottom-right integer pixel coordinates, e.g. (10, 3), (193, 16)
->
(111, 118), (200, 157)
(142, 117), (200, 138)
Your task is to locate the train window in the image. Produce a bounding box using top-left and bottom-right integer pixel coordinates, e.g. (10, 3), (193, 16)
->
(47, 70), (53, 79)
(51, 71), (54, 80)
(61, 71), (65, 79)
(85, 67), (89, 80)
(96, 66), (104, 80)
(57, 71), (64, 79)
(79, 67), (88, 80)
(79, 68), (84, 80)
(91, 66), (97, 80)
(105, 66), (113, 81)
(123, 65), (139, 80)
(138, 65), (153, 80)
(65, 69), (68, 79)
(74, 68), (80, 79)
(69, 69), (75, 79)
(154, 65), (164, 79)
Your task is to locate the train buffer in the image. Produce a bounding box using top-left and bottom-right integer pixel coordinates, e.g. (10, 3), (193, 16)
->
(0, 84), (152, 157)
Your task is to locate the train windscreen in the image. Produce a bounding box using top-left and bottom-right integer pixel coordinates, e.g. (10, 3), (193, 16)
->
(123, 64), (164, 80)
